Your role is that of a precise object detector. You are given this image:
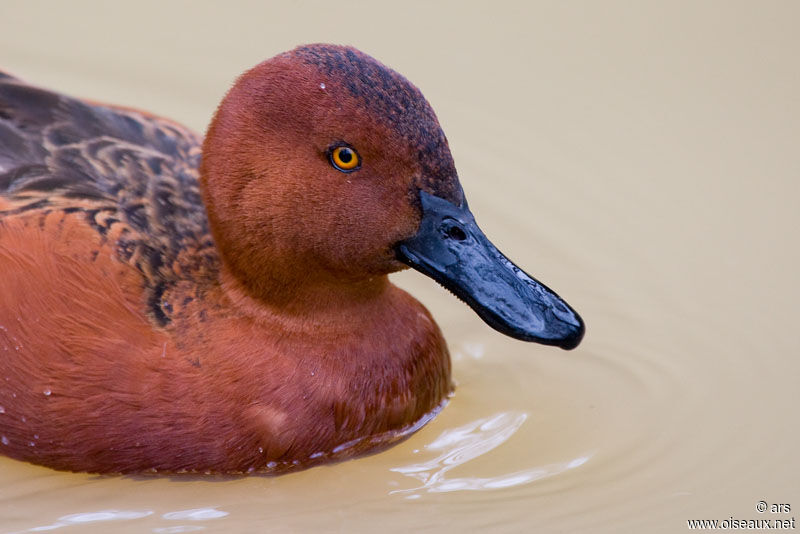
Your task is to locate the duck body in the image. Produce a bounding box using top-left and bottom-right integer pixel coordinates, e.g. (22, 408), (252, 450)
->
(0, 212), (449, 473)
(0, 45), (583, 474)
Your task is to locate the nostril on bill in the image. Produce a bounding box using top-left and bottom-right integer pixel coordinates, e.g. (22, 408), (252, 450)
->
(443, 224), (467, 241)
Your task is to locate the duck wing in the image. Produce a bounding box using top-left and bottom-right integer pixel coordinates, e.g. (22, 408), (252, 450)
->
(0, 72), (218, 326)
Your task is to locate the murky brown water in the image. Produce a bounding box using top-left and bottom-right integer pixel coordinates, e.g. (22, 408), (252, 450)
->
(1, 1), (798, 532)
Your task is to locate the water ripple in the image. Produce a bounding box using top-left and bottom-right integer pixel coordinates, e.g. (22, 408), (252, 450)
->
(14, 507), (228, 533)
(161, 508), (228, 521)
(23, 510), (153, 532)
(391, 412), (592, 495)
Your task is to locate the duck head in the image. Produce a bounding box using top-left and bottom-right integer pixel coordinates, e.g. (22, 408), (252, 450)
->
(201, 44), (584, 350)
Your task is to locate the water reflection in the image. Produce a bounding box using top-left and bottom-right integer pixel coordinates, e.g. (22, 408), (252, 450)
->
(21, 510), (152, 532)
(391, 412), (592, 495)
(13, 507), (227, 534)
(160, 508), (229, 521)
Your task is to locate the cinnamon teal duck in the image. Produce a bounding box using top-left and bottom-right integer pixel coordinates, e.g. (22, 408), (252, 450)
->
(0, 44), (584, 474)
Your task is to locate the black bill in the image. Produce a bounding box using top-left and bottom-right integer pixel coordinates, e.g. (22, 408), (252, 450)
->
(396, 191), (585, 350)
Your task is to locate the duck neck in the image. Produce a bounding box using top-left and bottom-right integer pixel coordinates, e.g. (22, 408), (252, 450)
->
(219, 264), (392, 327)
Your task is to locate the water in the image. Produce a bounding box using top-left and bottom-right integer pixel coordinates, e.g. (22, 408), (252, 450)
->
(1, 1), (798, 532)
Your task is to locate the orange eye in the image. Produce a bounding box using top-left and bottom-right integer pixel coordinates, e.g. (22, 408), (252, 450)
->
(329, 145), (361, 172)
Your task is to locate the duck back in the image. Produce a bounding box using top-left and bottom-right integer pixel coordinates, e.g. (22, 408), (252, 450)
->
(0, 73), (219, 325)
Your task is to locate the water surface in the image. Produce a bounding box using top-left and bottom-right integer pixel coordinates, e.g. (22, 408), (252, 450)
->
(1, 2), (798, 532)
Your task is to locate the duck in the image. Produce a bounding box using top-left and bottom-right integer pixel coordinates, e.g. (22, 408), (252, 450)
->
(0, 44), (584, 474)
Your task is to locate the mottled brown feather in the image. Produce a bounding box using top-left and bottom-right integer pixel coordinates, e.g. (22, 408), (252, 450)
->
(0, 74), (217, 324)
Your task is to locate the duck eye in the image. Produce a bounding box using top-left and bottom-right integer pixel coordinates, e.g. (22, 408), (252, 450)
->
(329, 145), (361, 172)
